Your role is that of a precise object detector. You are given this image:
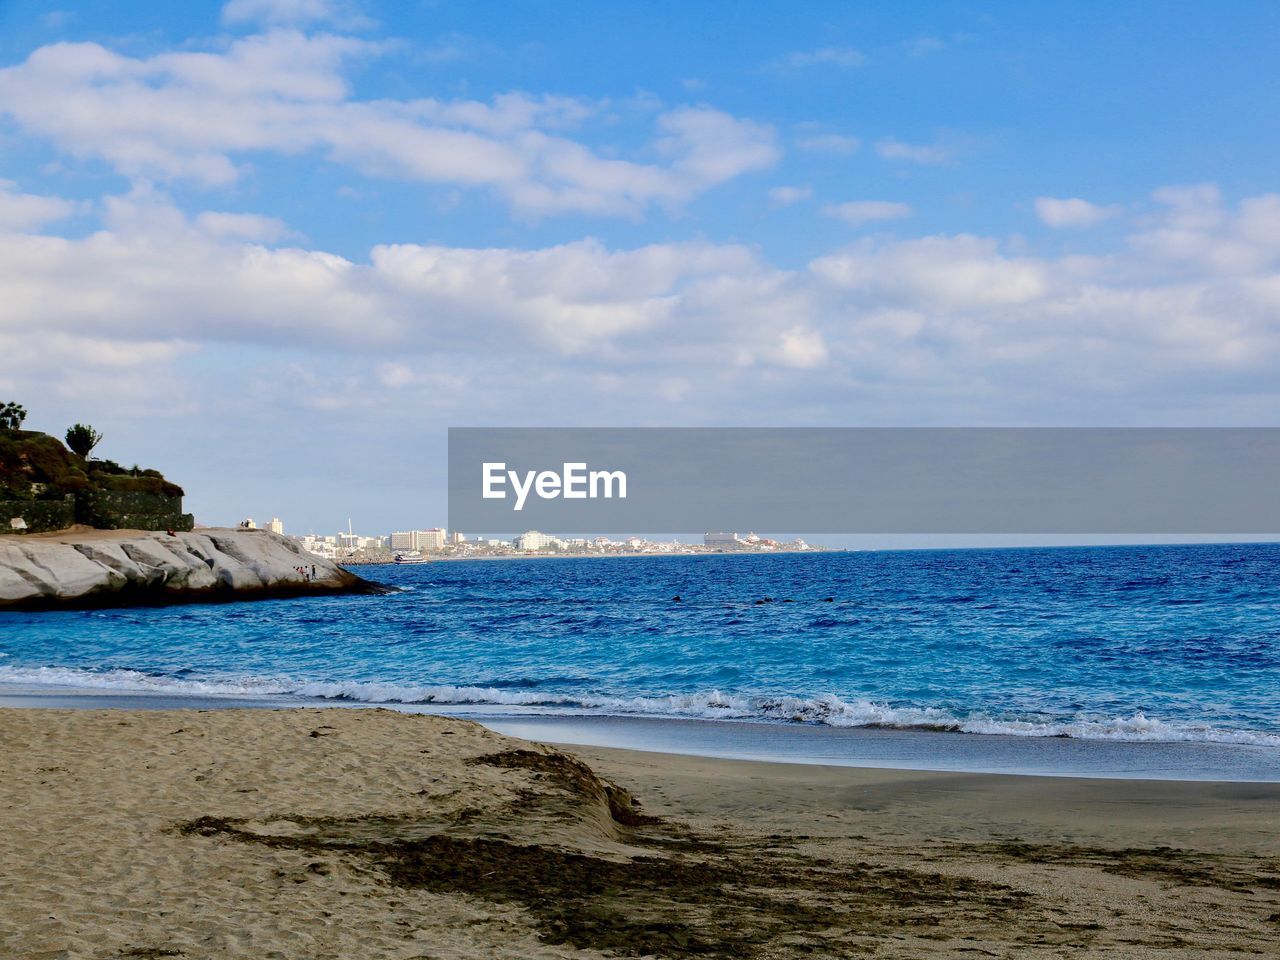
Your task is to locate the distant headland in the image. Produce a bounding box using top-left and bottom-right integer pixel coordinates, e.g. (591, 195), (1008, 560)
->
(0, 401), (192, 535)
(0, 401), (385, 609)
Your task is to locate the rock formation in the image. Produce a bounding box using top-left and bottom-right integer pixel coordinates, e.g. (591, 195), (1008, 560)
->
(0, 528), (387, 610)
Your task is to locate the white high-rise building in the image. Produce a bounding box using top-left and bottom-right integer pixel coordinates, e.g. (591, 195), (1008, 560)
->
(416, 528), (446, 552)
(514, 530), (560, 551)
(267, 517), (284, 535)
(389, 531), (414, 550)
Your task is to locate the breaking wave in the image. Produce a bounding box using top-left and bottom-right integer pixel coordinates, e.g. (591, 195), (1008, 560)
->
(3, 664), (1279, 747)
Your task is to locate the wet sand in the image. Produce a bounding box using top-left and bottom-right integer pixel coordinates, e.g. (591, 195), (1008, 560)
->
(2, 707), (1279, 959)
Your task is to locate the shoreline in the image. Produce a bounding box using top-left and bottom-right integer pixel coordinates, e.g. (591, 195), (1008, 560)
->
(3, 706), (1279, 958)
(4, 682), (1278, 783)
(333, 538), (1280, 565)
(338, 545), (830, 564)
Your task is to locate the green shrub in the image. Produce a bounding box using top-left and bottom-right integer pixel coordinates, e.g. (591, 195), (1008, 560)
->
(0, 432), (91, 499)
(65, 423), (103, 457)
(89, 471), (184, 498)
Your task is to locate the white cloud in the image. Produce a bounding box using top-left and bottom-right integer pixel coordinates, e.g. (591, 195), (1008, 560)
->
(0, 331), (189, 370)
(795, 133), (860, 155)
(1034, 196), (1121, 228)
(875, 137), (957, 165)
(905, 36), (946, 57)
(823, 201), (912, 226)
(0, 187), (780, 359)
(1130, 184), (1280, 275)
(0, 180), (79, 230)
(777, 326), (829, 367)
(375, 362), (415, 388)
(655, 107), (780, 187)
(5, 182), (1280, 431)
(812, 234), (1049, 307)
(415, 33), (491, 66)
(39, 10), (74, 30)
(0, 33), (778, 217)
(221, 0), (369, 29)
(657, 378), (690, 402)
(776, 47), (865, 70)
(1145, 182), (1228, 236)
(194, 211), (288, 241)
(769, 185), (812, 206)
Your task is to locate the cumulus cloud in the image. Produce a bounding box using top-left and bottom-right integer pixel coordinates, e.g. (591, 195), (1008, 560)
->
(823, 201), (912, 226)
(811, 234), (1049, 307)
(1132, 183), (1280, 275)
(875, 137), (957, 165)
(655, 107), (780, 188)
(221, 0), (370, 29)
(0, 32), (778, 217)
(769, 185), (812, 206)
(801, 189), (1280, 392)
(4, 182), (1280, 429)
(1034, 196), (1121, 227)
(194, 211), (289, 241)
(774, 46), (865, 70)
(0, 180), (79, 230)
(0, 187), (789, 361)
(777, 326), (829, 367)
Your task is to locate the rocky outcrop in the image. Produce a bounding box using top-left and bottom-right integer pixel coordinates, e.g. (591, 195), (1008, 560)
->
(0, 528), (388, 610)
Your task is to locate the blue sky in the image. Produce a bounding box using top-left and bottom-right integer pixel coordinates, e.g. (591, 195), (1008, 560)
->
(1, 1), (1279, 533)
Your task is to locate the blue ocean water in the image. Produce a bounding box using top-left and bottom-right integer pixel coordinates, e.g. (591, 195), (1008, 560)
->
(3, 544), (1280, 748)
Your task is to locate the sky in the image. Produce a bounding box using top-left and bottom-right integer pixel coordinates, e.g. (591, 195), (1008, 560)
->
(1, 0), (1279, 534)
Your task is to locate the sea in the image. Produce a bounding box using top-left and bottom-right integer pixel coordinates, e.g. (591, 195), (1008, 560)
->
(4, 543), (1280, 780)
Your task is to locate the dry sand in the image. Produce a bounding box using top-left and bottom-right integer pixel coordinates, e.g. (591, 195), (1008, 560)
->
(2, 708), (1278, 960)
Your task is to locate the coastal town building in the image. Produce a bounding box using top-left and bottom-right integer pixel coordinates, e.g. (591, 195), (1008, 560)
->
(390, 529), (447, 551)
(299, 534), (338, 559)
(292, 525), (817, 562)
(418, 528), (446, 552)
(515, 530), (560, 551)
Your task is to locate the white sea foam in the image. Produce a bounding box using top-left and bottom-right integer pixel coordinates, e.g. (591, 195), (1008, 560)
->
(2, 664), (1279, 747)
(0, 665), (296, 697)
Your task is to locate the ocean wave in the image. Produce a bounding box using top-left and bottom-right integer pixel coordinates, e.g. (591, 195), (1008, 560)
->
(2, 664), (1279, 747)
(0, 665), (299, 697)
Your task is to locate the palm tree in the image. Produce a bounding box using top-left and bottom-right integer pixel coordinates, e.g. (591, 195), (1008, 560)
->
(0, 401), (27, 431)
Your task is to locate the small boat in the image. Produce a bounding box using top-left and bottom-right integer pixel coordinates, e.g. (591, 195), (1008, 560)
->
(394, 553), (430, 565)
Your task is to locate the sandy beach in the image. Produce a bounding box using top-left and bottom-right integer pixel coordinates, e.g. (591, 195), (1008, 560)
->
(2, 708), (1279, 959)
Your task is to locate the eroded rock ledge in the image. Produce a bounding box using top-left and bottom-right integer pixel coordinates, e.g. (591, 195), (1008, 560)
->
(0, 528), (388, 610)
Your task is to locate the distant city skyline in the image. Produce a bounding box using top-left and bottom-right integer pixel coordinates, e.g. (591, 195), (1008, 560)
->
(2, 2), (1279, 533)
(252, 512), (1280, 555)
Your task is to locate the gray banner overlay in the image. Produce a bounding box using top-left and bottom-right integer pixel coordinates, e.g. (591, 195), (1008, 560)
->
(447, 428), (1280, 534)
